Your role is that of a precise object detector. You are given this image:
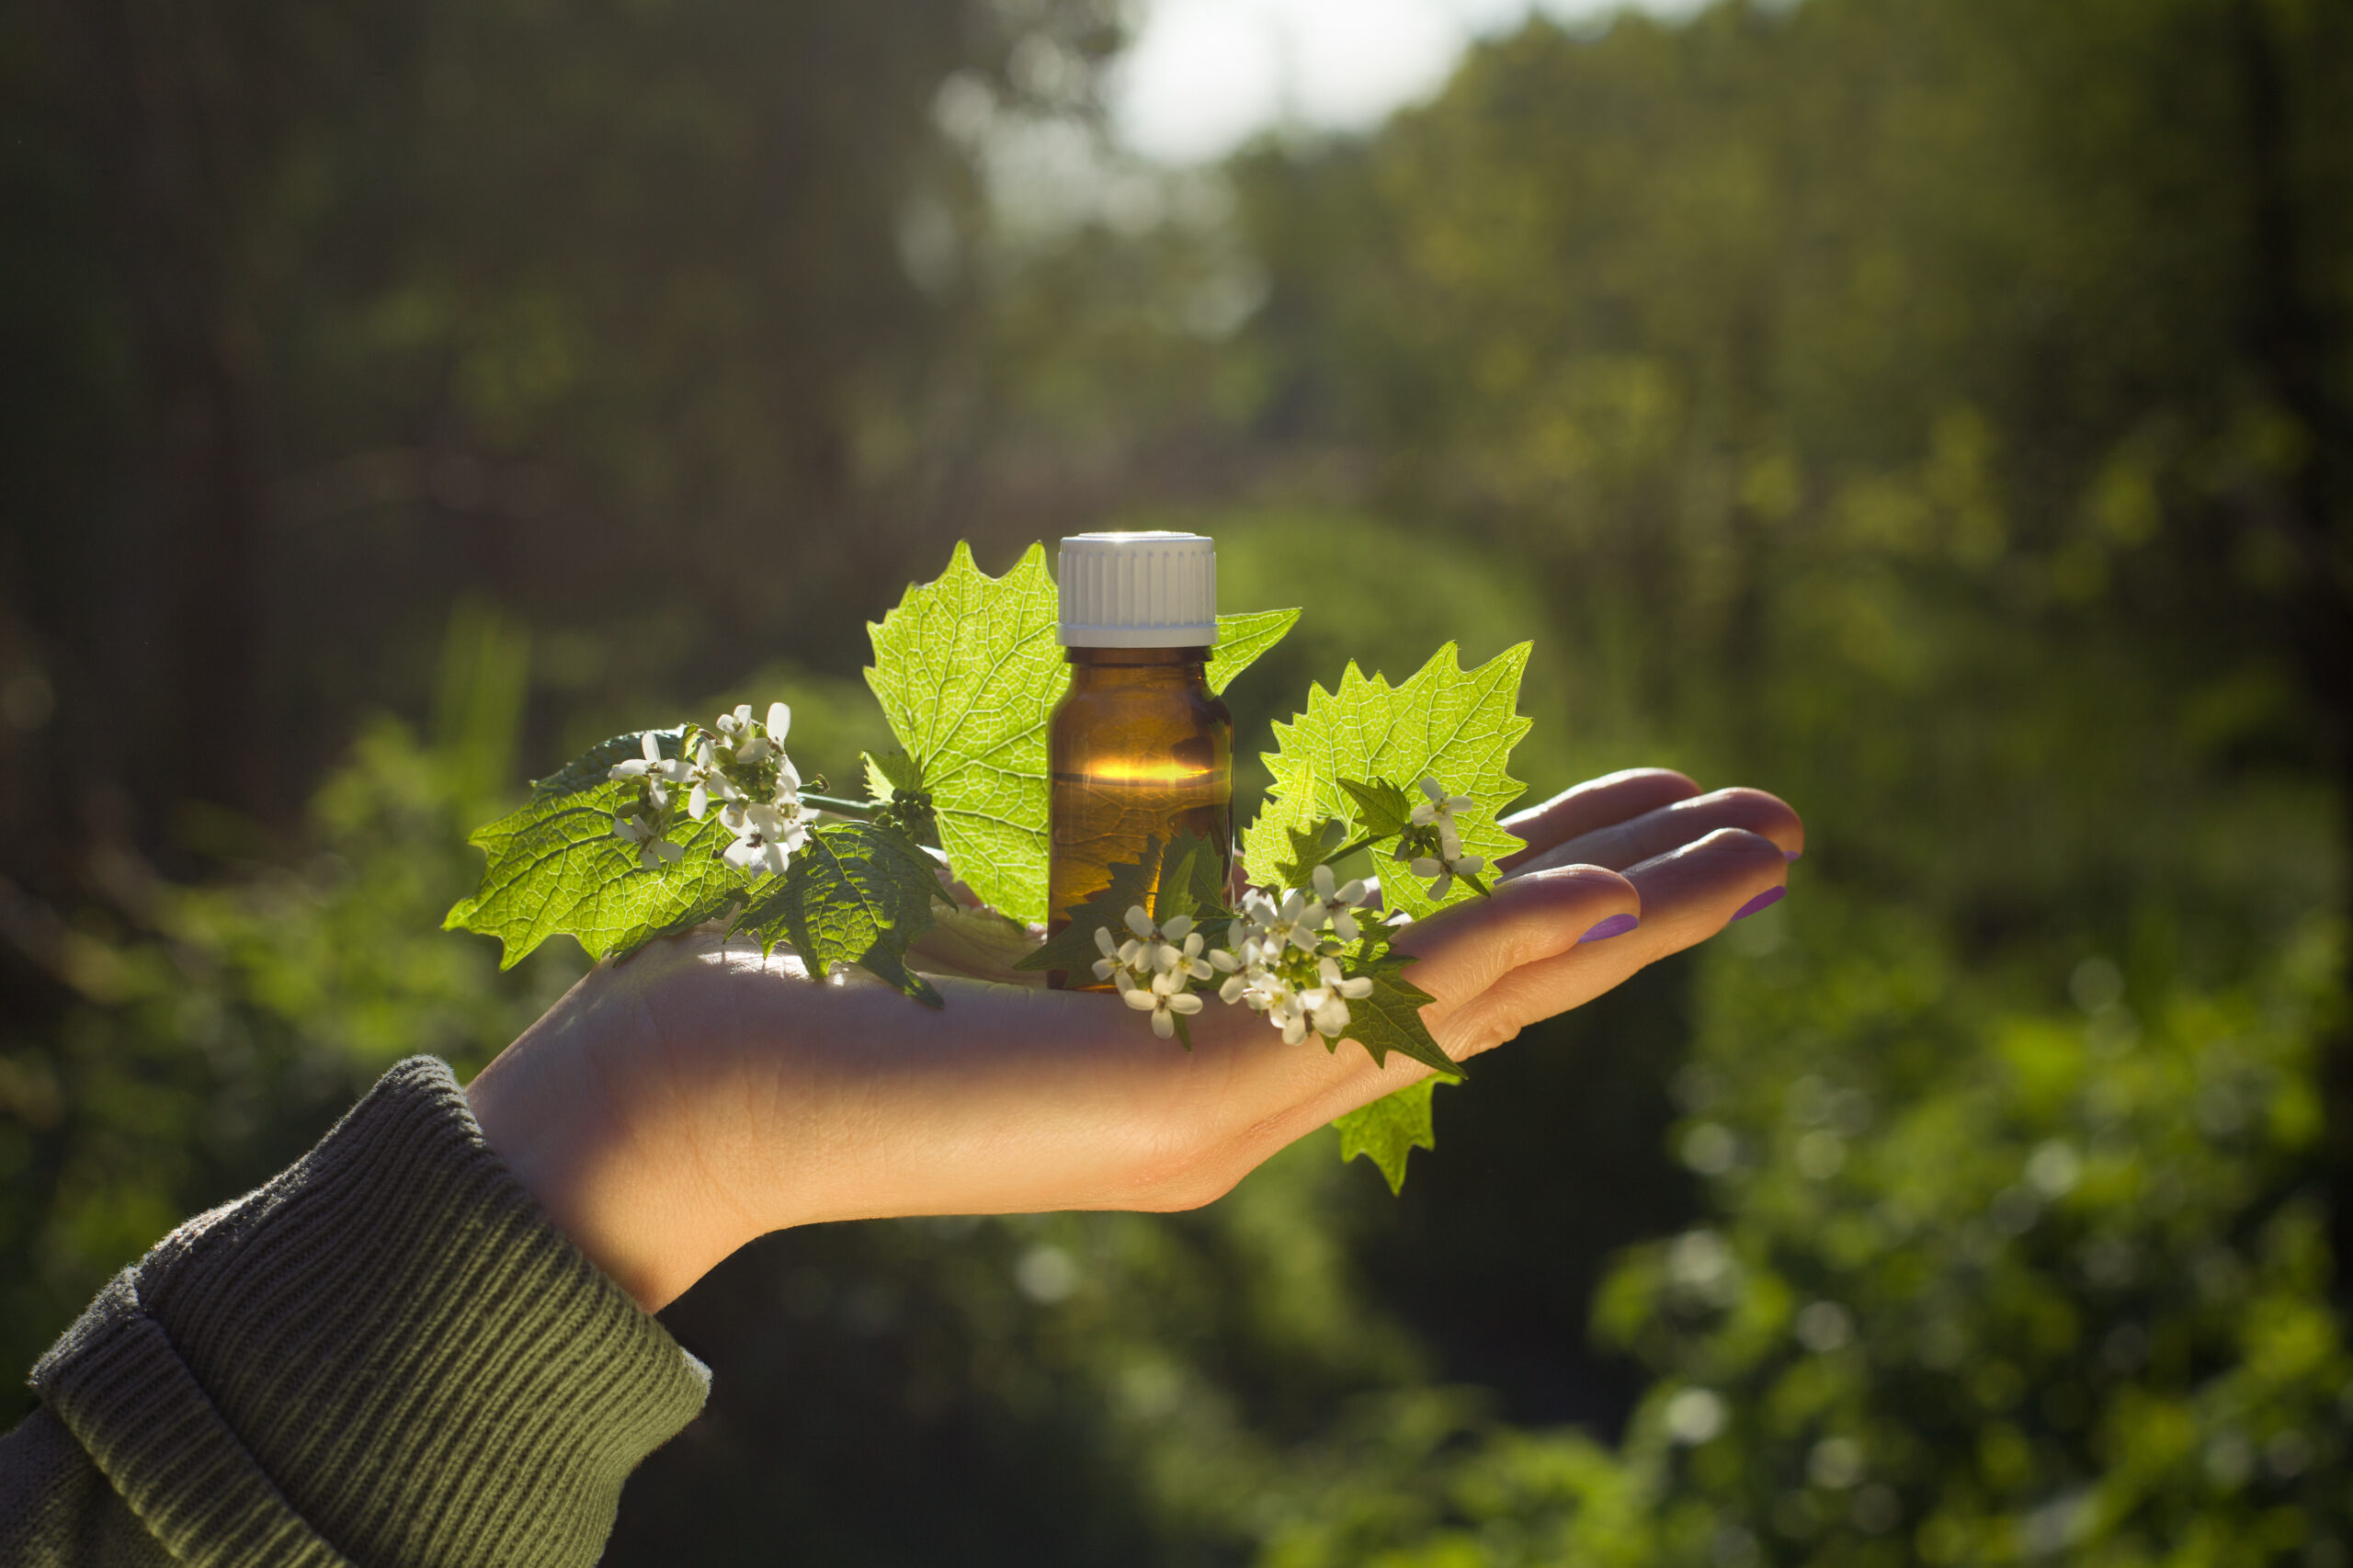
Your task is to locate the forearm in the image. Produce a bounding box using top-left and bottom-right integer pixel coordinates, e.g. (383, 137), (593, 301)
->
(6, 1059), (709, 1568)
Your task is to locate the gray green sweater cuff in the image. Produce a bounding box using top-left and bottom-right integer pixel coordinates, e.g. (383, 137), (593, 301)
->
(28, 1057), (710, 1568)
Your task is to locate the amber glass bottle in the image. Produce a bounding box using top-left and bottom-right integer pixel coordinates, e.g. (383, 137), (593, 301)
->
(1047, 533), (1233, 991)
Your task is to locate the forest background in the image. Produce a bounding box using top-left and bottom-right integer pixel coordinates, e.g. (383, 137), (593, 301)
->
(3, 0), (2351, 1562)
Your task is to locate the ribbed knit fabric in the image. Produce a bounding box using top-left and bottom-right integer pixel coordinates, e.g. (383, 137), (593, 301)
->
(2, 1057), (710, 1568)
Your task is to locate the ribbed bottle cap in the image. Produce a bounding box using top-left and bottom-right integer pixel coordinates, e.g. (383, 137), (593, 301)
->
(1057, 531), (1217, 648)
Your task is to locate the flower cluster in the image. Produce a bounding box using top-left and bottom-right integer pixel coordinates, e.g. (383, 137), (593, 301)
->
(1093, 907), (1213, 1039)
(1068, 772), (1499, 1047)
(1215, 865), (1379, 1043)
(1399, 776), (1487, 899)
(608, 701), (811, 876)
(608, 733), (688, 869)
(1088, 865), (1381, 1045)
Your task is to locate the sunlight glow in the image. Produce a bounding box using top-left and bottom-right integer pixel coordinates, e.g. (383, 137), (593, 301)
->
(1111, 0), (1712, 164)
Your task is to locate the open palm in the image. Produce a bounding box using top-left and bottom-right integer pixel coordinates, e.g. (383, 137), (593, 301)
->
(467, 767), (1801, 1309)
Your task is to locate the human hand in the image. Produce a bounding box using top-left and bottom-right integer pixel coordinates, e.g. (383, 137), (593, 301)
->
(465, 767), (1800, 1310)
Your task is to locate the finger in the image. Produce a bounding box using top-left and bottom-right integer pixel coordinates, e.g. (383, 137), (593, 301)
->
(1445, 827), (1787, 1056)
(1498, 768), (1699, 869)
(1384, 864), (1639, 1014)
(1198, 866), (1640, 1180)
(1506, 787), (1802, 877)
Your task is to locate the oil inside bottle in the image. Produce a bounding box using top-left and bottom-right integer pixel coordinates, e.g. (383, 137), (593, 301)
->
(1047, 644), (1233, 990)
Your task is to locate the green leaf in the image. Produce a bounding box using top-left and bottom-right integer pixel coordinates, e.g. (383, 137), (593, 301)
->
(1014, 835), (1165, 978)
(445, 740), (750, 968)
(1335, 1079), (1446, 1194)
(733, 821), (944, 1006)
(1275, 820), (1344, 890)
(1207, 608), (1301, 695)
(1012, 829), (1234, 981)
(1336, 777), (1416, 839)
(1153, 829), (1232, 925)
(865, 542), (1065, 925)
(863, 747), (925, 801)
(1243, 642), (1533, 921)
(1336, 949), (1461, 1080)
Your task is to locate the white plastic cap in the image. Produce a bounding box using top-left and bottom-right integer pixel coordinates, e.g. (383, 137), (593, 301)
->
(1056, 531), (1217, 648)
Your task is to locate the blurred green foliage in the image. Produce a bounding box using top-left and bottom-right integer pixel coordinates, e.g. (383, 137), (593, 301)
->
(3, 0), (2351, 1562)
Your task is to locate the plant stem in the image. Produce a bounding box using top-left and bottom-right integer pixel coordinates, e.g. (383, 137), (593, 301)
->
(801, 791), (883, 818)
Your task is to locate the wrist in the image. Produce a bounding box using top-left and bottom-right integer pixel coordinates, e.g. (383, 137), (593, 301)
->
(465, 1001), (756, 1312)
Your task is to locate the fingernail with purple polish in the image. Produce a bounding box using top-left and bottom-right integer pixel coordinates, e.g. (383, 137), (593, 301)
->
(1784, 847), (1803, 862)
(1731, 886), (1786, 921)
(1578, 913), (1639, 944)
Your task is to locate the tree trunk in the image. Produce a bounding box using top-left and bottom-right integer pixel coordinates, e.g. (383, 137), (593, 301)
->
(39, 0), (271, 825)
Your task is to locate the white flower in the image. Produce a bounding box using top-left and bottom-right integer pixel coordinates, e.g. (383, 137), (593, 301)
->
(1310, 863), (1371, 944)
(1408, 846), (1487, 901)
(1151, 915), (1215, 983)
(723, 830), (789, 877)
(608, 730), (665, 781)
(1211, 942), (1271, 1004)
(1123, 966), (1205, 1039)
(722, 798), (810, 877)
(1240, 887), (1328, 956)
(1411, 776), (1474, 845)
(681, 738), (745, 821)
(1298, 955), (1374, 1040)
(1092, 923), (1154, 985)
(610, 811), (685, 870)
(608, 731), (688, 808)
(731, 700), (792, 765)
(1261, 973), (1313, 1043)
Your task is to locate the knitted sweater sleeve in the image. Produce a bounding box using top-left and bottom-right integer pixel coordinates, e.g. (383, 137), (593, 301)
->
(0, 1058), (710, 1568)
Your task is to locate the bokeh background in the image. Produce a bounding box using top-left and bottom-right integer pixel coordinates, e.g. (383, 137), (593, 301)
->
(4, 0), (2351, 1561)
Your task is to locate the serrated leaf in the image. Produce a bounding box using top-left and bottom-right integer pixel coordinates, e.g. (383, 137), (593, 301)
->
(865, 541), (1067, 925)
(1207, 608), (1301, 695)
(1335, 1078), (1445, 1194)
(863, 542), (1296, 925)
(1336, 950), (1461, 1080)
(1013, 830), (1233, 983)
(863, 747), (925, 801)
(733, 821), (944, 1006)
(1275, 820), (1343, 890)
(1243, 642), (1532, 921)
(1336, 777), (1415, 839)
(1153, 829), (1231, 924)
(446, 757), (750, 968)
(1014, 835), (1165, 978)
